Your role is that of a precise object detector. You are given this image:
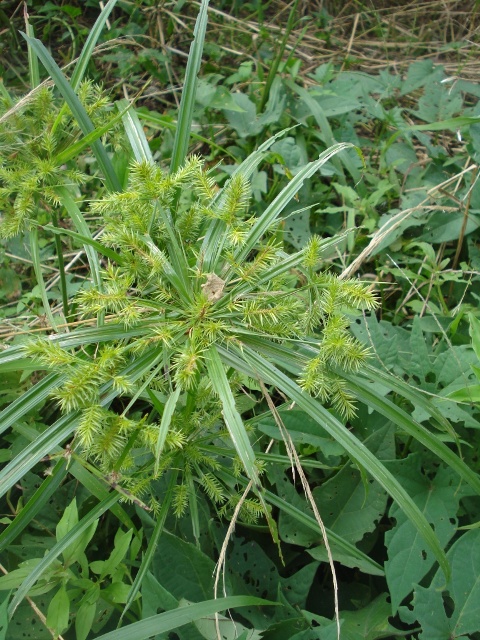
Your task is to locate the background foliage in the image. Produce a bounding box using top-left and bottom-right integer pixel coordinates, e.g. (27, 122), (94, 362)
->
(0, 1), (480, 639)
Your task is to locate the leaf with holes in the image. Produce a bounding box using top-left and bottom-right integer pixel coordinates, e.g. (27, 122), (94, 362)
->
(384, 455), (467, 612)
(406, 528), (480, 639)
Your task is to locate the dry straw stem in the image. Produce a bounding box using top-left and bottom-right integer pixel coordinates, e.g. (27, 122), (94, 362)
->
(340, 162), (478, 279)
(212, 379), (340, 640)
(178, 0), (480, 82)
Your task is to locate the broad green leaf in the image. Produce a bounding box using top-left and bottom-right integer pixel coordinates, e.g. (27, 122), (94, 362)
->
(102, 582), (133, 604)
(94, 596), (276, 640)
(217, 467), (384, 577)
(46, 585), (70, 636)
(447, 385), (480, 403)
(470, 314), (480, 361)
(8, 494), (119, 617)
(100, 528), (133, 579)
(170, 0), (210, 173)
(410, 529), (480, 639)
(339, 594), (402, 640)
(385, 456), (464, 612)
(56, 498), (78, 542)
(76, 598), (98, 640)
(419, 211), (479, 244)
(152, 531), (215, 602)
(311, 433), (389, 545)
(223, 93), (263, 138)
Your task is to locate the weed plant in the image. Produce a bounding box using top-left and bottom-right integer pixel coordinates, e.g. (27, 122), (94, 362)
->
(0, 1), (479, 639)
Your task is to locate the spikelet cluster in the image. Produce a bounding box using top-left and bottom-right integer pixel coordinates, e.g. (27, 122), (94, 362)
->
(21, 152), (378, 513)
(0, 82), (124, 238)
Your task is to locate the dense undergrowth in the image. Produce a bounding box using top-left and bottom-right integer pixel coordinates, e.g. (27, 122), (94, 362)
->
(0, 1), (480, 639)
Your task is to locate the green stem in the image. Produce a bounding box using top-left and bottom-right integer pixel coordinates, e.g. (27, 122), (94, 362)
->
(29, 227), (58, 331)
(51, 210), (69, 322)
(258, 0), (300, 112)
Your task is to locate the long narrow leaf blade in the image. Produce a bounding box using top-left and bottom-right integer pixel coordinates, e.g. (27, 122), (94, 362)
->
(0, 414), (78, 499)
(9, 493), (119, 616)
(0, 373), (63, 436)
(70, 0), (119, 91)
(96, 596), (276, 640)
(0, 459), (67, 551)
(117, 98), (153, 163)
(153, 387), (181, 474)
(170, 0), (210, 173)
(21, 34), (121, 192)
(219, 343), (450, 581)
(206, 346), (261, 488)
(232, 143), (355, 269)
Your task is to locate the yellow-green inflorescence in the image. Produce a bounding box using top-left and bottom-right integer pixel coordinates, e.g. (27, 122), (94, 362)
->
(23, 156), (377, 514)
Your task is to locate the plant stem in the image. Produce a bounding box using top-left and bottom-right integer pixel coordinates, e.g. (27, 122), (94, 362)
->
(51, 210), (70, 322)
(258, 0), (300, 113)
(29, 227), (58, 331)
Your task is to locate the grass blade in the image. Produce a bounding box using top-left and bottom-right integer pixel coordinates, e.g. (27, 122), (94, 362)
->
(54, 187), (103, 289)
(200, 126), (296, 272)
(231, 143), (355, 271)
(121, 470), (178, 617)
(36, 219), (122, 268)
(97, 596), (275, 640)
(154, 387), (181, 475)
(24, 9), (40, 88)
(0, 414), (78, 500)
(29, 228), (58, 330)
(343, 373), (480, 496)
(117, 98), (153, 163)
(8, 493), (119, 617)
(22, 34), (121, 192)
(0, 459), (67, 552)
(206, 345), (261, 488)
(69, 0), (119, 91)
(219, 343), (450, 581)
(0, 373), (63, 436)
(170, 0), (210, 173)
(54, 101), (130, 167)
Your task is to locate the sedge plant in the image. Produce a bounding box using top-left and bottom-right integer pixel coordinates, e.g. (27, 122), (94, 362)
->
(1, 1), (480, 638)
